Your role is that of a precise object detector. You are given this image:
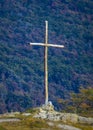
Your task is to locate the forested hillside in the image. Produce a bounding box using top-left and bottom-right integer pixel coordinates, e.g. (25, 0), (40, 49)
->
(0, 0), (93, 113)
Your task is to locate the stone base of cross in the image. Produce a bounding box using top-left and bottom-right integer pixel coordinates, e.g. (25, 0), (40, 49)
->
(42, 101), (54, 111)
(30, 21), (64, 106)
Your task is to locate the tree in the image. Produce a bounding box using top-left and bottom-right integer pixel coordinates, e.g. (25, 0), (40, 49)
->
(58, 87), (93, 116)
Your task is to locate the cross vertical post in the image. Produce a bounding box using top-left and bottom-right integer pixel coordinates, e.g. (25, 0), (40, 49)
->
(44, 21), (48, 105)
(30, 21), (64, 106)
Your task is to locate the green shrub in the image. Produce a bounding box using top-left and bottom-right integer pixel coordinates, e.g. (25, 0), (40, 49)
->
(0, 126), (6, 130)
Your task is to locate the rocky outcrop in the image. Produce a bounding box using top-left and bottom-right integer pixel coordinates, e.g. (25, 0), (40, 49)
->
(47, 122), (81, 130)
(78, 116), (93, 125)
(34, 102), (93, 125)
(57, 124), (81, 130)
(34, 109), (79, 123)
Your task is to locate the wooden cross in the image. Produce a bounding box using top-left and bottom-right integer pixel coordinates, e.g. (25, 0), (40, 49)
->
(30, 21), (64, 105)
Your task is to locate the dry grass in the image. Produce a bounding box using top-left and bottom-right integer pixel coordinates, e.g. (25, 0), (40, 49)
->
(73, 124), (93, 130)
(0, 126), (7, 130)
(0, 115), (93, 130)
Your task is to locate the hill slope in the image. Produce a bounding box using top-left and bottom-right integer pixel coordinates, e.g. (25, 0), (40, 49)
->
(0, 0), (93, 113)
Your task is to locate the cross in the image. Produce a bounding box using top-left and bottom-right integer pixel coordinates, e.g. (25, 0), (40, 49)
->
(30, 21), (64, 105)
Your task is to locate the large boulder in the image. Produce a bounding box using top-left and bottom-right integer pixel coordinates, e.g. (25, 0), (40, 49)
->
(78, 116), (93, 124)
(60, 113), (78, 123)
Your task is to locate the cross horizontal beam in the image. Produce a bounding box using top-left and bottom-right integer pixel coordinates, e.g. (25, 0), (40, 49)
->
(30, 43), (64, 48)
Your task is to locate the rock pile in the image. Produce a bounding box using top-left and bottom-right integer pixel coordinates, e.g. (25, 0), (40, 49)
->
(34, 102), (93, 125)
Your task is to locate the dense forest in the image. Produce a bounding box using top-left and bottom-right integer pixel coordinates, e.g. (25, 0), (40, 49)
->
(0, 0), (93, 113)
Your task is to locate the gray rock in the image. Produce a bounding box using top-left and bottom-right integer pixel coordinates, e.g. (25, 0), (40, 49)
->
(33, 103), (93, 125)
(60, 113), (78, 123)
(47, 112), (61, 121)
(58, 124), (81, 130)
(0, 118), (20, 123)
(22, 113), (31, 116)
(79, 116), (93, 124)
(47, 122), (54, 127)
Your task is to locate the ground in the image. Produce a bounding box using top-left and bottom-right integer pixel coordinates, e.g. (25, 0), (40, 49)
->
(0, 109), (93, 130)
